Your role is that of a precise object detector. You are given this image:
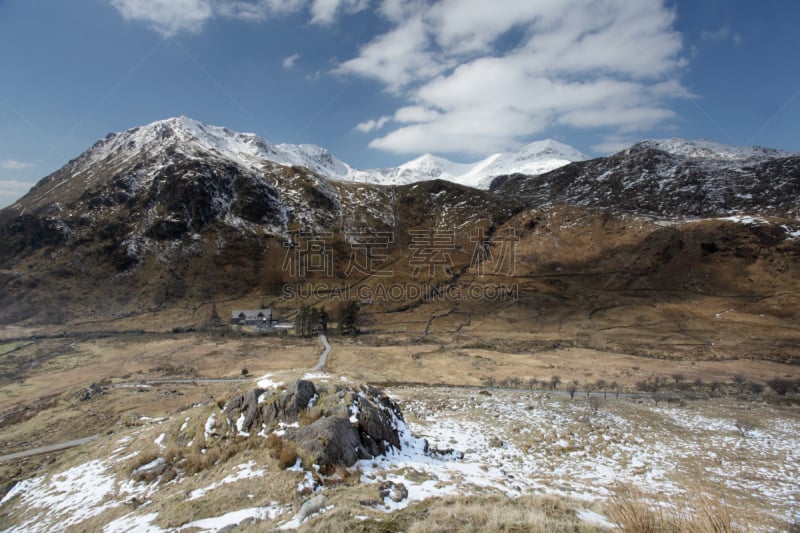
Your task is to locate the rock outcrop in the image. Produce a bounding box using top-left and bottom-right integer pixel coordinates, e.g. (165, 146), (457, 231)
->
(222, 380), (409, 468)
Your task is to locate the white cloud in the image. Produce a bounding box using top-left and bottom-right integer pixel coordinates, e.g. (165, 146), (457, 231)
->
(335, 17), (445, 92)
(343, 0), (687, 155)
(701, 26), (742, 44)
(393, 106), (440, 124)
(110, 0), (361, 34)
(310, 0), (368, 25)
(0, 159), (32, 170)
(355, 115), (391, 133)
(214, 0), (307, 20)
(282, 52), (301, 69)
(0, 180), (33, 208)
(110, 0), (213, 35)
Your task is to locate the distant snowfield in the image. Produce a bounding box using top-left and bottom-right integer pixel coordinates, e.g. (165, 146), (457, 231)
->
(1, 384), (798, 531)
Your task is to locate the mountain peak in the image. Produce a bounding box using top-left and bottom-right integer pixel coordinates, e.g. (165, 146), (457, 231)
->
(630, 138), (795, 161)
(518, 138), (588, 161)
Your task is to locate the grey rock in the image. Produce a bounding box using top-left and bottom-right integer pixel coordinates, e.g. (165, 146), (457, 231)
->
(285, 417), (369, 467)
(224, 388), (264, 433)
(379, 480), (408, 503)
(263, 380), (316, 426)
(297, 494), (327, 522)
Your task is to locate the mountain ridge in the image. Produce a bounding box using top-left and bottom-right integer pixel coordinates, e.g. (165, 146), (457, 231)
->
(13, 117), (586, 207)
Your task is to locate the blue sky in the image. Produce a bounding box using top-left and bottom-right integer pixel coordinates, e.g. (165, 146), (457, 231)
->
(1, 0), (799, 207)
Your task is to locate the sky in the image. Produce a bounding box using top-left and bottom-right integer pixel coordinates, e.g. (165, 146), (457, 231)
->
(1, 0), (799, 207)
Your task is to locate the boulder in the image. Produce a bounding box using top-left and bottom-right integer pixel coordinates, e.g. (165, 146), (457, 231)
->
(78, 383), (104, 401)
(224, 388), (263, 433)
(379, 480), (408, 503)
(263, 380), (316, 426)
(297, 494), (327, 522)
(217, 379), (456, 469)
(285, 417), (370, 467)
(356, 397), (400, 456)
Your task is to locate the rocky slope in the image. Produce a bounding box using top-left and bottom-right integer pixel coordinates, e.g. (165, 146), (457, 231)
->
(491, 138), (799, 218)
(0, 118), (520, 323)
(0, 118), (798, 334)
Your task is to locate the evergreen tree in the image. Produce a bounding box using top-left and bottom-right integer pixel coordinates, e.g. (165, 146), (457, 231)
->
(294, 305), (309, 336)
(319, 306), (329, 333)
(309, 307), (320, 335)
(338, 300), (360, 336)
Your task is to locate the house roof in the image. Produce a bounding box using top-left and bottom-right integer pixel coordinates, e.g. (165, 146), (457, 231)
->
(231, 309), (272, 319)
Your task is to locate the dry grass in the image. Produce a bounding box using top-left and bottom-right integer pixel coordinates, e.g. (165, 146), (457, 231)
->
(607, 484), (749, 533)
(290, 494), (605, 533)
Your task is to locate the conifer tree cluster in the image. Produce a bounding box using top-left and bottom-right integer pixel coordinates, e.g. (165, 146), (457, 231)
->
(337, 300), (360, 336)
(294, 305), (329, 337)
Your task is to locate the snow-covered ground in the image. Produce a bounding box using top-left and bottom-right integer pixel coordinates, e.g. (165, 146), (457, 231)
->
(1, 383), (797, 531)
(374, 387), (799, 527)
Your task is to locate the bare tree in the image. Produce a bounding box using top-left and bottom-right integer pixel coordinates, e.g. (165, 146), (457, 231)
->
(610, 381), (621, 399)
(671, 373), (685, 385)
(550, 375), (561, 391)
(527, 377), (538, 390)
(653, 392), (667, 407)
(733, 374), (747, 394)
(595, 379), (608, 399)
(567, 380), (578, 400)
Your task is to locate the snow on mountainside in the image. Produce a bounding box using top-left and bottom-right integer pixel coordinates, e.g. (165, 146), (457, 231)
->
(492, 137), (800, 218)
(633, 138), (794, 161)
(346, 139), (587, 189)
(58, 116), (585, 192)
(81, 116), (352, 181)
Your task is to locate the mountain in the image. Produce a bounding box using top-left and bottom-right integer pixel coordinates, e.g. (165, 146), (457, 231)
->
(6, 117), (583, 210)
(0, 118), (798, 341)
(0, 117), (520, 324)
(345, 139), (587, 189)
(491, 138), (800, 218)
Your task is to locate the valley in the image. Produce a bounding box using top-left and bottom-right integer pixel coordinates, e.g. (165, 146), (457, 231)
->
(0, 324), (799, 531)
(0, 117), (798, 531)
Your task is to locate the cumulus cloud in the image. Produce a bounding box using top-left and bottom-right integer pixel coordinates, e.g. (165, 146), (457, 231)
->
(0, 159), (32, 170)
(110, 0), (213, 35)
(309, 0), (369, 25)
(355, 115), (391, 133)
(109, 0), (358, 35)
(335, 17), (446, 92)
(340, 0), (688, 155)
(282, 52), (301, 69)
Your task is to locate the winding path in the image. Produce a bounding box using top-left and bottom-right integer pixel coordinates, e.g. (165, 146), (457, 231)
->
(1, 334), (336, 463)
(0, 435), (100, 463)
(311, 333), (331, 371)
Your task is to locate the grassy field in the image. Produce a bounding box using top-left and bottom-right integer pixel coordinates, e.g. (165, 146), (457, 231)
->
(0, 321), (798, 531)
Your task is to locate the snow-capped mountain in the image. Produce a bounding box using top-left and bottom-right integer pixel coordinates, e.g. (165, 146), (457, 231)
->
(51, 116), (584, 193)
(632, 138), (794, 161)
(492, 138), (799, 217)
(1, 117), (799, 326)
(345, 139), (587, 189)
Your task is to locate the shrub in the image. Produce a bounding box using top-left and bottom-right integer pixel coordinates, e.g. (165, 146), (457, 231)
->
(767, 378), (794, 396)
(278, 444), (298, 470)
